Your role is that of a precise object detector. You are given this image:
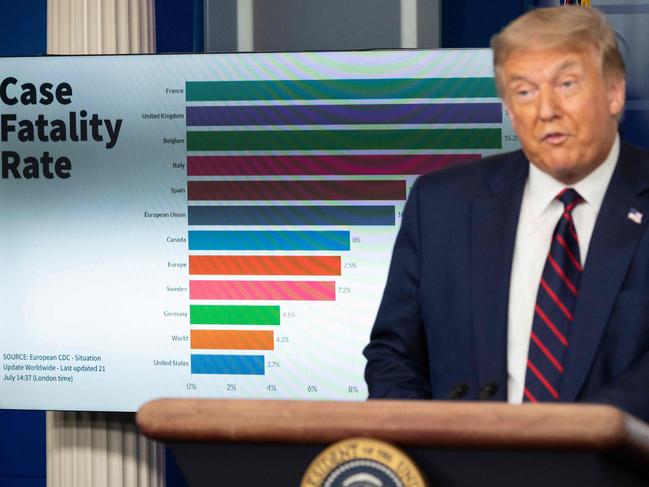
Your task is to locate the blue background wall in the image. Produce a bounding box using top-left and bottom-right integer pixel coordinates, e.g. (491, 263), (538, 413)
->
(0, 411), (45, 487)
(0, 0), (47, 56)
(155, 0), (204, 53)
(442, 0), (527, 47)
(0, 0), (49, 482)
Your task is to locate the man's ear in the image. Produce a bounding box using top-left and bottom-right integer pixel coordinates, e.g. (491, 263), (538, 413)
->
(503, 97), (516, 125)
(505, 102), (515, 122)
(608, 75), (626, 118)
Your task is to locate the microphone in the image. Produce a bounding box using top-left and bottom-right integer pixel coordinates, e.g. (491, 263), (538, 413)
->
(478, 382), (499, 401)
(447, 383), (469, 400)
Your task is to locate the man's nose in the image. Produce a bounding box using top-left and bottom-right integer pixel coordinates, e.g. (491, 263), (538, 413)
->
(538, 86), (561, 121)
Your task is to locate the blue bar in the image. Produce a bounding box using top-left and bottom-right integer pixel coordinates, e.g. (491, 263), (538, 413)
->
(191, 354), (265, 375)
(188, 230), (351, 251)
(188, 205), (395, 226)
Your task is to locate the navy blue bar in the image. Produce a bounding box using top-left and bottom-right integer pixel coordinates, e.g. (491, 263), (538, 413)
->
(188, 205), (395, 226)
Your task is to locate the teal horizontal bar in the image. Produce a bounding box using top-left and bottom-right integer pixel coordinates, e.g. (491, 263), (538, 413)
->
(189, 230), (350, 250)
(186, 78), (498, 101)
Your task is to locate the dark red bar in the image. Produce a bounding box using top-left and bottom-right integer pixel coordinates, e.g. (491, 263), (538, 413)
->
(187, 154), (480, 176)
(188, 180), (406, 201)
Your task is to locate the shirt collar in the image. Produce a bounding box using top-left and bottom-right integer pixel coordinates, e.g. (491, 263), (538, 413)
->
(526, 134), (620, 218)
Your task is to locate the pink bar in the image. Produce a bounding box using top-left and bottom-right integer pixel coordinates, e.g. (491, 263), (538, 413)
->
(190, 280), (336, 301)
(187, 154), (480, 176)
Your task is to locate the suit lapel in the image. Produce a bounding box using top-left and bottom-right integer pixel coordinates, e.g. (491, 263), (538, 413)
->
(471, 153), (528, 399)
(560, 142), (649, 401)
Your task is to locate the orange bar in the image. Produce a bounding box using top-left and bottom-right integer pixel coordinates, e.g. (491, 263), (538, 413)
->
(191, 330), (275, 351)
(189, 255), (341, 276)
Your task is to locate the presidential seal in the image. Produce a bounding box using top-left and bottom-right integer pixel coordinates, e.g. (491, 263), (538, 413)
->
(301, 438), (427, 487)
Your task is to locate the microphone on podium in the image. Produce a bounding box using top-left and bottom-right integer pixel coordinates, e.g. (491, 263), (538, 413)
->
(447, 383), (469, 400)
(478, 382), (499, 400)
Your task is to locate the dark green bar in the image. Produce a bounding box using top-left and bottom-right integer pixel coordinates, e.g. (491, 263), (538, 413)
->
(187, 128), (501, 151)
(186, 78), (497, 101)
(190, 305), (280, 325)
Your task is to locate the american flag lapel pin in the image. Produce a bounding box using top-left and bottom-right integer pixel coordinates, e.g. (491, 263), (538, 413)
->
(627, 208), (643, 224)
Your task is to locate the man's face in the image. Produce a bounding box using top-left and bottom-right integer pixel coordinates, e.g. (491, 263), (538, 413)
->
(501, 46), (625, 184)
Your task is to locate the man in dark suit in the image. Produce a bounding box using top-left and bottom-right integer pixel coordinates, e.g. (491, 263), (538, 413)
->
(364, 6), (649, 423)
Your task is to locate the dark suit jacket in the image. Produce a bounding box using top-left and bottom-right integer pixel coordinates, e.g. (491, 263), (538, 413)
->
(364, 140), (649, 423)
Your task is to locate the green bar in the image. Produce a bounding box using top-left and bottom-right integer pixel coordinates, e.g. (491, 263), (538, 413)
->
(190, 305), (280, 325)
(187, 128), (501, 151)
(186, 78), (497, 101)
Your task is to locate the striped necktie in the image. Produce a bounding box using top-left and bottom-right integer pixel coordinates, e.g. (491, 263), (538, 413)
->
(524, 188), (584, 402)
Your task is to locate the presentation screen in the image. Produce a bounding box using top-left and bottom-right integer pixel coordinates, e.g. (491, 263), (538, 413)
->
(0, 49), (519, 411)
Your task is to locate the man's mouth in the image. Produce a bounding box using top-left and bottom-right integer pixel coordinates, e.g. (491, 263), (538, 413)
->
(541, 132), (569, 144)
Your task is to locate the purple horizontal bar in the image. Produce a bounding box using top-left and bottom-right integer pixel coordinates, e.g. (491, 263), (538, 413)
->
(186, 103), (502, 126)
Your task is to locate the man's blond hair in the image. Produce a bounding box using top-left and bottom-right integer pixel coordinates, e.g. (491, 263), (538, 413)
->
(491, 6), (625, 96)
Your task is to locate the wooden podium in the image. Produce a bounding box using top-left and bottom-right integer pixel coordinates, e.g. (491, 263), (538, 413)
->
(137, 399), (649, 486)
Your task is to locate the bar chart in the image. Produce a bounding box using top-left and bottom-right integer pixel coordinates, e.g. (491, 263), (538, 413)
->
(186, 75), (503, 397)
(0, 49), (522, 411)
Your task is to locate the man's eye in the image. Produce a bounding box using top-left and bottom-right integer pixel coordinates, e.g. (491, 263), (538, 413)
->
(509, 84), (535, 100)
(560, 79), (577, 90)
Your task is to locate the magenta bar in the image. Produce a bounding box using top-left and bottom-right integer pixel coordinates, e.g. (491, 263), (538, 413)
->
(187, 154), (480, 176)
(190, 280), (336, 301)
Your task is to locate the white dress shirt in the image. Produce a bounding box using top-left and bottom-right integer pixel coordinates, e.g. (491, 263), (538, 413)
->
(507, 135), (620, 403)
